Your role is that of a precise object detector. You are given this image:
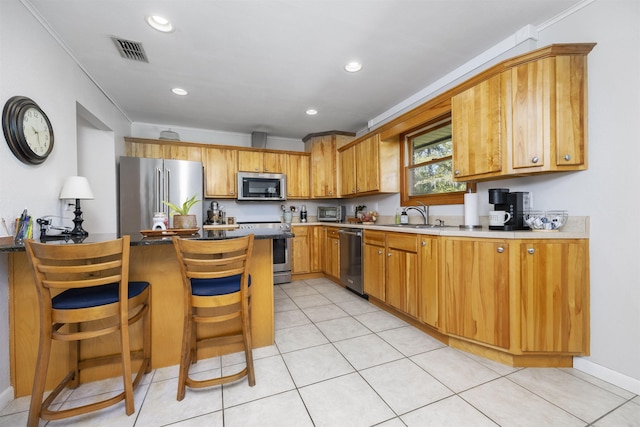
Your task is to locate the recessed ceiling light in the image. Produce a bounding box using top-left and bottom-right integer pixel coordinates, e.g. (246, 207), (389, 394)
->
(172, 88), (188, 96)
(344, 61), (362, 73)
(146, 15), (174, 33)
(306, 109), (318, 116)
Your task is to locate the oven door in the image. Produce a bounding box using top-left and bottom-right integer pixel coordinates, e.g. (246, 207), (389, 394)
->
(272, 236), (292, 284)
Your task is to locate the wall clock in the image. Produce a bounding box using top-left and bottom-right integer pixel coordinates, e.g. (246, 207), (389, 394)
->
(2, 96), (54, 165)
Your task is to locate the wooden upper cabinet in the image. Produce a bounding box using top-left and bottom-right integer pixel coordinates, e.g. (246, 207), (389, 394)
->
(309, 135), (338, 198)
(449, 43), (594, 182)
(519, 240), (589, 353)
(451, 74), (503, 180)
(238, 150), (286, 173)
(204, 146), (237, 198)
(238, 150), (263, 172)
(286, 153), (310, 199)
(337, 133), (398, 197)
(164, 144), (202, 161)
(127, 140), (165, 158)
(338, 145), (356, 196)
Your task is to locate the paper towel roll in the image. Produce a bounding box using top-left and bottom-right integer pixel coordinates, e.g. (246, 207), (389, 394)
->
(464, 192), (479, 226)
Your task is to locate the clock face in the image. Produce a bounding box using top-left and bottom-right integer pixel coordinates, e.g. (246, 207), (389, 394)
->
(2, 96), (54, 164)
(22, 107), (52, 157)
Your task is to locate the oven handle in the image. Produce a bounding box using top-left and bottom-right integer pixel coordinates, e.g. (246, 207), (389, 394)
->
(338, 229), (362, 237)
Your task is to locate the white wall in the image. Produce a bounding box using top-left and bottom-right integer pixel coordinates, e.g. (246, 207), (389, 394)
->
(0, 0), (132, 405)
(521, 0), (640, 391)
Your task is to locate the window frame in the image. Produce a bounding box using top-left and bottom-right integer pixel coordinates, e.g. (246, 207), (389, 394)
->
(399, 113), (474, 206)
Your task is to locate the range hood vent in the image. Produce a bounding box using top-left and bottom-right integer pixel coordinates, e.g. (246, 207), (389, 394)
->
(111, 37), (149, 62)
(251, 132), (267, 149)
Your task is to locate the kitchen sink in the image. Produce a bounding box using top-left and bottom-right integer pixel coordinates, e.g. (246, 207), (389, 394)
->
(379, 224), (457, 229)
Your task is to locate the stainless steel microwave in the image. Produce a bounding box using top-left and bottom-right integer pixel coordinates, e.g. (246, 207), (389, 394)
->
(317, 206), (346, 222)
(237, 172), (287, 201)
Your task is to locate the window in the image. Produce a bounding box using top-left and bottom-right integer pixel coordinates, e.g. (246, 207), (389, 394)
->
(401, 115), (472, 205)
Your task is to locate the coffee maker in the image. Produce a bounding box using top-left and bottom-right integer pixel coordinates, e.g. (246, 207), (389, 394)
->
(488, 188), (531, 231)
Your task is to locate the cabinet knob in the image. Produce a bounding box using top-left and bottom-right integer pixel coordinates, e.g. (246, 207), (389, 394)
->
(421, 241), (427, 246)
(564, 154), (571, 161)
(229, 191), (234, 195)
(387, 253), (391, 257)
(378, 250), (383, 255)
(531, 156), (539, 164)
(454, 170), (460, 176)
(528, 248), (535, 254)
(497, 246), (504, 253)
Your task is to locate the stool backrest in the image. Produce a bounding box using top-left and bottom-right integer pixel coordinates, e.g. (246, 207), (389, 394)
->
(172, 234), (254, 291)
(25, 236), (130, 311)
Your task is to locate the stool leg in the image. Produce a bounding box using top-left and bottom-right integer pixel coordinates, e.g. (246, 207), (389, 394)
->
(69, 323), (80, 389)
(28, 322), (53, 427)
(242, 298), (255, 386)
(143, 300), (152, 374)
(120, 312), (135, 415)
(177, 307), (192, 401)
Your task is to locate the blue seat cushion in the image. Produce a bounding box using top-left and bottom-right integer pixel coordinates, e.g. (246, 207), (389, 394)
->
(52, 281), (150, 310)
(190, 274), (251, 296)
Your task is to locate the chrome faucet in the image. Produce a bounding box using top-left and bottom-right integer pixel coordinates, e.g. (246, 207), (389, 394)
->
(404, 201), (429, 225)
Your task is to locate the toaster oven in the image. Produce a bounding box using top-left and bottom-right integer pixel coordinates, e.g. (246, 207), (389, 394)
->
(317, 206), (346, 222)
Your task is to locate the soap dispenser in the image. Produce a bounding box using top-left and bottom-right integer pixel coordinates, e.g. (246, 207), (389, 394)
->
(400, 209), (409, 225)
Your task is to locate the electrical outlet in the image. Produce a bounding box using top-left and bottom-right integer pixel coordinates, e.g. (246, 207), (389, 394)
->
(65, 203), (75, 212)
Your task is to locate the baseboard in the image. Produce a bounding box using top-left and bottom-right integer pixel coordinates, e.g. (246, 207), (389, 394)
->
(0, 386), (14, 412)
(573, 357), (640, 395)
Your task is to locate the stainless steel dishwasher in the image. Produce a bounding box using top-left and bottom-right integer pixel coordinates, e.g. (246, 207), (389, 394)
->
(338, 228), (364, 296)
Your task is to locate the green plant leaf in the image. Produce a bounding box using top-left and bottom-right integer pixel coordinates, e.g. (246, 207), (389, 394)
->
(162, 194), (200, 215)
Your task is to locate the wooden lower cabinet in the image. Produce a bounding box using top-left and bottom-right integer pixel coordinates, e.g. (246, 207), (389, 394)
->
(324, 228), (340, 279)
(518, 240), (589, 353)
(386, 233), (419, 318)
(291, 226), (311, 274)
(419, 235), (439, 328)
(363, 230), (385, 300)
(442, 238), (510, 349)
(291, 225), (323, 275)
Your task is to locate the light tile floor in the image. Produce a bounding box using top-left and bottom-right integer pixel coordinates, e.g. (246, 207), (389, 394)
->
(2, 278), (639, 426)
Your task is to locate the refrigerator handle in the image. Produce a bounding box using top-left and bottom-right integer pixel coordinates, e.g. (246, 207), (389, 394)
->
(165, 168), (171, 213)
(156, 167), (163, 213)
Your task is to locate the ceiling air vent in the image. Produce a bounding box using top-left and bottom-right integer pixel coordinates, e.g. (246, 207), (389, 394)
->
(111, 37), (148, 62)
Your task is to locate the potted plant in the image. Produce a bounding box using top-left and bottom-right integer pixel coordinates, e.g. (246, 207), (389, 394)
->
(163, 195), (200, 229)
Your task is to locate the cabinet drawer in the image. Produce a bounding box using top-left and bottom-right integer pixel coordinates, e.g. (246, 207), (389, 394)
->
(291, 226), (309, 237)
(387, 233), (418, 252)
(326, 229), (340, 239)
(364, 230), (385, 246)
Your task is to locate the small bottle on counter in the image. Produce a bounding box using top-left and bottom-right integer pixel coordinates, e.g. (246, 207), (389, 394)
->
(400, 209), (409, 225)
(395, 208), (401, 224)
(300, 205), (307, 223)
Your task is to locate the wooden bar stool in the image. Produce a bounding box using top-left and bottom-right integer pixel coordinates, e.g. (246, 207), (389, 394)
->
(24, 235), (151, 427)
(171, 234), (255, 401)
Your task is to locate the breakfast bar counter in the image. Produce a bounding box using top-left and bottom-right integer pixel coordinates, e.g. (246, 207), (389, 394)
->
(3, 230), (286, 397)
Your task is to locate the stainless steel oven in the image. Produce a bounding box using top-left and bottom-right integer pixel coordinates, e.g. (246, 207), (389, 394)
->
(237, 221), (291, 284)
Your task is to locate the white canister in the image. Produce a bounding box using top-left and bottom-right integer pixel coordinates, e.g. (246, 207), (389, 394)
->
(152, 212), (168, 230)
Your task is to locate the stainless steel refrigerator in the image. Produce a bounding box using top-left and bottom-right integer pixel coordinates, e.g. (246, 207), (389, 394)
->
(118, 156), (203, 235)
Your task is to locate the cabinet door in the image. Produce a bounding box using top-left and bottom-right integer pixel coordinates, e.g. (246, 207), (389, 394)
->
(519, 240), (588, 353)
(555, 55), (587, 167)
(510, 58), (552, 170)
(291, 226), (310, 274)
(324, 229), (340, 279)
(451, 74), (503, 179)
(443, 239), (510, 348)
(338, 145), (356, 196)
(310, 136), (337, 198)
(310, 226), (323, 272)
(165, 144), (202, 161)
(386, 233), (419, 318)
(286, 153), (310, 198)
(419, 236), (439, 328)
(356, 136), (380, 193)
(263, 152), (286, 173)
(204, 147), (237, 198)
(127, 141), (165, 158)
(238, 150), (263, 172)
(363, 243), (385, 300)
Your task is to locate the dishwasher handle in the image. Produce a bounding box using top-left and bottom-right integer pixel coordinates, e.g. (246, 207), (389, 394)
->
(338, 229), (362, 237)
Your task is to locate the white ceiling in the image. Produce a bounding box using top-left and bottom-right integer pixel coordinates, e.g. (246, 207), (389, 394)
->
(25, 0), (582, 140)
